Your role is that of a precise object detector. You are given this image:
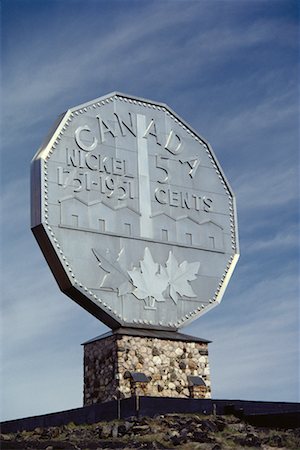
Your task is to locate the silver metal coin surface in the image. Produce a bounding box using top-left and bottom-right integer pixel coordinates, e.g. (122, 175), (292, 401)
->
(31, 92), (239, 330)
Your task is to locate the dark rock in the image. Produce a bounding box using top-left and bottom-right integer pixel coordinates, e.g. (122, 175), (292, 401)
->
(131, 424), (151, 434)
(117, 422), (131, 435)
(192, 430), (212, 442)
(48, 427), (60, 439)
(214, 418), (226, 431)
(179, 427), (188, 438)
(170, 373), (177, 382)
(201, 419), (219, 432)
(150, 441), (167, 449)
(137, 416), (150, 425)
(233, 432), (261, 447)
(98, 439), (131, 449)
(245, 432), (261, 447)
(152, 347), (160, 356)
(179, 361), (186, 370)
(175, 418), (189, 427)
(169, 425), (188, 445)
(171, 434), (187, 446)
(40, 429), (51, 439)
(264, 433), (284, 447)
(199, 349), (208, 355)
(133, 441), (164, 449)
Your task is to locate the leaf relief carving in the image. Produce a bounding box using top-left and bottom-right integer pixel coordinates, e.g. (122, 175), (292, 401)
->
(128, 247), (200, 308)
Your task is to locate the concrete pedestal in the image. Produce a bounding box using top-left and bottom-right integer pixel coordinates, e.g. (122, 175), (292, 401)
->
(82, 328), (211, 405)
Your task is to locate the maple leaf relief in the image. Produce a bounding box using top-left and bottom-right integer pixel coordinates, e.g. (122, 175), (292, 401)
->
(128, 248), (200, 308)
(165, 252), (200, 304)
(92, 247), (132, 296)
(128, 248), (168, 308)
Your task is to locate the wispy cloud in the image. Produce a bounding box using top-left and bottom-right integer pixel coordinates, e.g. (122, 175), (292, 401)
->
(236, 165), (298, 211)
(244, 225), (298, 253)
(3, 1), (297, 139)
(187, 270), (299, 401)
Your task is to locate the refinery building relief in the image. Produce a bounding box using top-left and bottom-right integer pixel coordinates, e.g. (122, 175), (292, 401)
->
(59, 195), (224, 252)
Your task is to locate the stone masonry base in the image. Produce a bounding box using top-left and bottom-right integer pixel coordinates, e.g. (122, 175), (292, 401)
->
(83, 328), (211, 405)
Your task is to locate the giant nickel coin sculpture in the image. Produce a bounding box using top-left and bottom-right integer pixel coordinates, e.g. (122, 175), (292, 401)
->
(31, 92), (239, 330)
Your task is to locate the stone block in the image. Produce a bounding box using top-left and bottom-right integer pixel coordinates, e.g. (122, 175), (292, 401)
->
(83, 331), (211, 405)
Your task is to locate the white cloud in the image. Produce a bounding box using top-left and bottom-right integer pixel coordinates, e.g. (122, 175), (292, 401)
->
(3, 0), (297, 141)
(243, 225), (298, 253)
(188, 266), (299, 401)
(236, 165), (298, 211)
(0, 177), (108, 421)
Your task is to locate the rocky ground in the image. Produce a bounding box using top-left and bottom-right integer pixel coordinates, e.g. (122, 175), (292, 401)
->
(1, 414), (299, 450)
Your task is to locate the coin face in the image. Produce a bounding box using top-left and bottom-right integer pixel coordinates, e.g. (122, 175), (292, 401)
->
(31, 92), (239, 330)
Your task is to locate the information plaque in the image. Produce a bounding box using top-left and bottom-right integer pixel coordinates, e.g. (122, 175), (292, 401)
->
(31, 92), (239, 330)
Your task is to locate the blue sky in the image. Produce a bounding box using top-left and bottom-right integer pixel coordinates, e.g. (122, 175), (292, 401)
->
(1, 0), (299, 421)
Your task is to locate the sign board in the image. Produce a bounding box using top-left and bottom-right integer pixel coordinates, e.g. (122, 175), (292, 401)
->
(31, 92), (239, 330)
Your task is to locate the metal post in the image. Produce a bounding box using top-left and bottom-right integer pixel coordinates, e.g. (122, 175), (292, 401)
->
(117, 397), (121, 420)
(135, 393), (140, 419)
